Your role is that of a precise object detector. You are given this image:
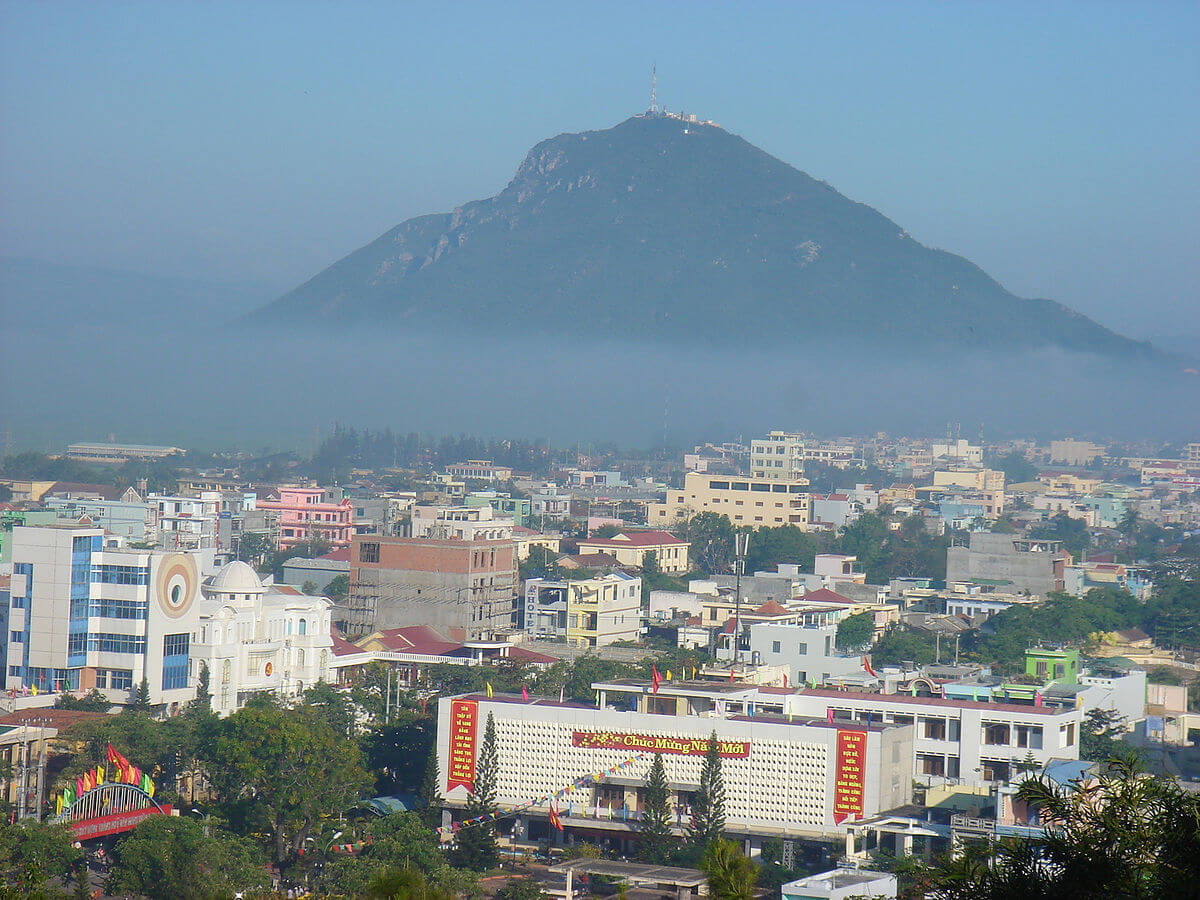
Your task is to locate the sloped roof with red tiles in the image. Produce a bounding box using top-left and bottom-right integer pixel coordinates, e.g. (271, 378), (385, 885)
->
(319, 547), (352, 562)
(331, 633), (363, 657)
(508, 646), (558, 665)
(364, 625), (466, 656)
(581, 530), (686, 547)
(801, 588), (854, 605)
(0, 709), (109, 730)
(753, 600), (792, 617)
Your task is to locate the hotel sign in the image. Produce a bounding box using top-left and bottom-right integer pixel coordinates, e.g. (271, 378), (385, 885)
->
(447, 699), (479, 791)
(572, 730), (750, 759)
(833, 729), (866, 824)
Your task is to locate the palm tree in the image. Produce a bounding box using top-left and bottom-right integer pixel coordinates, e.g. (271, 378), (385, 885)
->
(702, 839), (758, 900)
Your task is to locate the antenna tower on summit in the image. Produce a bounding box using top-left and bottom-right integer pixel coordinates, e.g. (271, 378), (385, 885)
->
(649, 64), (658, 115)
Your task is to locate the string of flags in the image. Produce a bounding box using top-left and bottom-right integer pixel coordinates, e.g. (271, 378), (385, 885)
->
(437, 752), (648, 836)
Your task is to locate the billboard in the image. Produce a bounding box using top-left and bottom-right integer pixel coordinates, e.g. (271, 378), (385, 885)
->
(447, 699), (479, 791)
(572, 731), (750, 759)
(833, 729), (866, 824)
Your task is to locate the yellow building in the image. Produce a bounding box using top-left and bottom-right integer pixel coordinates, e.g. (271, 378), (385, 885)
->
(575, 530), (690, 573)
(648, 471), (810, 530)
(932, 468), (1006, 492)
(1037, 472), (1103, 495)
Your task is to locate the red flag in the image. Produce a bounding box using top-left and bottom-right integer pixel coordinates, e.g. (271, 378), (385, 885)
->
(783, 673), (789, 688)
(522, 685), (529, 702)
(862, 656), (878, 678)
(827, 707), (834, 724)
(651, 664), (662, 694)
(549, 802), (564, 831)
(729, 669), (735, 683)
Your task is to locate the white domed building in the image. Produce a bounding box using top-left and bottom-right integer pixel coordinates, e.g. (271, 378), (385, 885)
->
(193, 560), (334, 716)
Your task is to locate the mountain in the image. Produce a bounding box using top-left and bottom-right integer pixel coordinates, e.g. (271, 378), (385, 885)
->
(251, 114), (1149, 356)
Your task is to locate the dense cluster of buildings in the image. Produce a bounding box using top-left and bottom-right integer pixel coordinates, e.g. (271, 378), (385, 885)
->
(2, 430), (1198, 876)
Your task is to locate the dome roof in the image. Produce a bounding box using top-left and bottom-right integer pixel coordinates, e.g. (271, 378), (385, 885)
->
(207, 561), (265, 595)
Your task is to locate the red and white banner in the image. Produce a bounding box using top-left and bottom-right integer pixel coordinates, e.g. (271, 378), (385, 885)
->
(69, 803), (172, 840)
(571, 730), (750, 758)
(447, 699), (479, 791)
(832, 730), (866, 824)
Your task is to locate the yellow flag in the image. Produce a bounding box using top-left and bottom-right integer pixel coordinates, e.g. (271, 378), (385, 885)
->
(486, 682), (493, 698)
(96, 765), (105, 785)
(666, 670), (673, 681)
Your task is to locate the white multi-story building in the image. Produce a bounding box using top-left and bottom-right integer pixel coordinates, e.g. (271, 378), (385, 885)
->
(524, 572), (642, 647)
(748, 623), (866, 686)
(782, 688), (1082, 785)
(193, 561), (334, 716)
(410, 505), (514, 542)
(6, 524), (205, 712)
(150, 492), (221, 550)
(436, 680), (913, 847)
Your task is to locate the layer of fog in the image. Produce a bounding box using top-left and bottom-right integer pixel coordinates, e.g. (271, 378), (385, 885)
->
(3, 321), (1197, 453)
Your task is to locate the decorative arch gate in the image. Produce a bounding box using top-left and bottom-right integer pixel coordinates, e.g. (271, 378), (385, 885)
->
(53, 782), (172, 840)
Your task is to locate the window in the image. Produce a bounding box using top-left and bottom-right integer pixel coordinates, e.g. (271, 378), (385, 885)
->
(359, 542), (380, 563)
(983, 723), (1011, 746)
(8, 665), (22, 677)
(797, 642), (808, 654)
(91, 564), (149, 586)
(10, 631), (23, 643)
(1016, 724), (1043, 749)
(162, 633), (190, 691)
(67, 633), (87, 653)
(11, 594), (24, 609)
(109, 669), (133, 690)
(923, 717), (947, 740)
(771, 640), (781, 653)
(298, 618), (307, 636)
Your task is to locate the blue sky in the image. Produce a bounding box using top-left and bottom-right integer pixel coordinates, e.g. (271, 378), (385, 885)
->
(2, 0), (1197, 337)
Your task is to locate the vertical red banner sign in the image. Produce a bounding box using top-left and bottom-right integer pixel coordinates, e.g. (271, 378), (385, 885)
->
(447, 699), (479, 791)
(833, 729), (866, 824)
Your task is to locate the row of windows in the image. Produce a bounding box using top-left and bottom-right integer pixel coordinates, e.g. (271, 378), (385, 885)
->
(707, 480), (806, 493)
(96, 668), (134, 690)
(88, 598), (149, 620)
(86, 633), (147, 655)
(92, 564), (150, 585)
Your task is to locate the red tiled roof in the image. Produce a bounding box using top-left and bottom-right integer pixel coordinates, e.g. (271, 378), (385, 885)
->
(331, 634), (363, 657)
(753, 600), (791, 617)
(0, 709), (109, 729)
(272, 585), (303, 595)
(508, 646), (558, 665)
(581, 530), (686, 548)
(802, 588), (854, 605)
(827, 493), (850, 501)
(319, 547), (351, 562)
(366, 625), (464, 656)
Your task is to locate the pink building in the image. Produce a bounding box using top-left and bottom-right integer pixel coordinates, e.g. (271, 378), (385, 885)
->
(258, 487), (354, 550)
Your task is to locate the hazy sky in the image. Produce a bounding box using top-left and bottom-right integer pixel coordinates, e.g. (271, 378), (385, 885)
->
(2, 1), (1197, 337)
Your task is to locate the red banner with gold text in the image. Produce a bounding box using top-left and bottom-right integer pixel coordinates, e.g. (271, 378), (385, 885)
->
(833, 729), (866, 824)
(447, 699), (479, 791)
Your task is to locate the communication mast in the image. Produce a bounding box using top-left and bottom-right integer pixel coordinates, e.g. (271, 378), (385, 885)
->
(649, 64), (658, 115)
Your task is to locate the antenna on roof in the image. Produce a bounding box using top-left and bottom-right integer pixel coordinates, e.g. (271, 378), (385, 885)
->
(649, 64), (658, 115)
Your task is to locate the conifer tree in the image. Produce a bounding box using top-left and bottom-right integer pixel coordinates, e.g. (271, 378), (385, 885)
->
(191, 662), (212, 714)
(638, 752), (674, 863)
(453, 712), (499, 871)
(419, 752), (444, 829)
(129, 677), (152, 712)
(689, 732), (726, 851)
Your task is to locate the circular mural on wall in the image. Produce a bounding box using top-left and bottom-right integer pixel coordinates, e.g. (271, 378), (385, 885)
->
(155, 553), (198, 619)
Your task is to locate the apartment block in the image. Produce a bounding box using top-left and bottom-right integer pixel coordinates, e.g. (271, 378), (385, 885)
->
(648, 472), (810, 529)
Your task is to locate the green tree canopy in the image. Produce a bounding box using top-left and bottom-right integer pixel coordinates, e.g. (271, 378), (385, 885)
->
(0, 819), (83, 896)
(108, 815), (268, 899)
(836, 611), (875, 650)
(928, 755), (1200, 898)
(202, 695), (370, 864)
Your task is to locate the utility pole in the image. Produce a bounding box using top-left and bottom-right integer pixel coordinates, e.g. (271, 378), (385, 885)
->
(733, 532), (750, 668)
